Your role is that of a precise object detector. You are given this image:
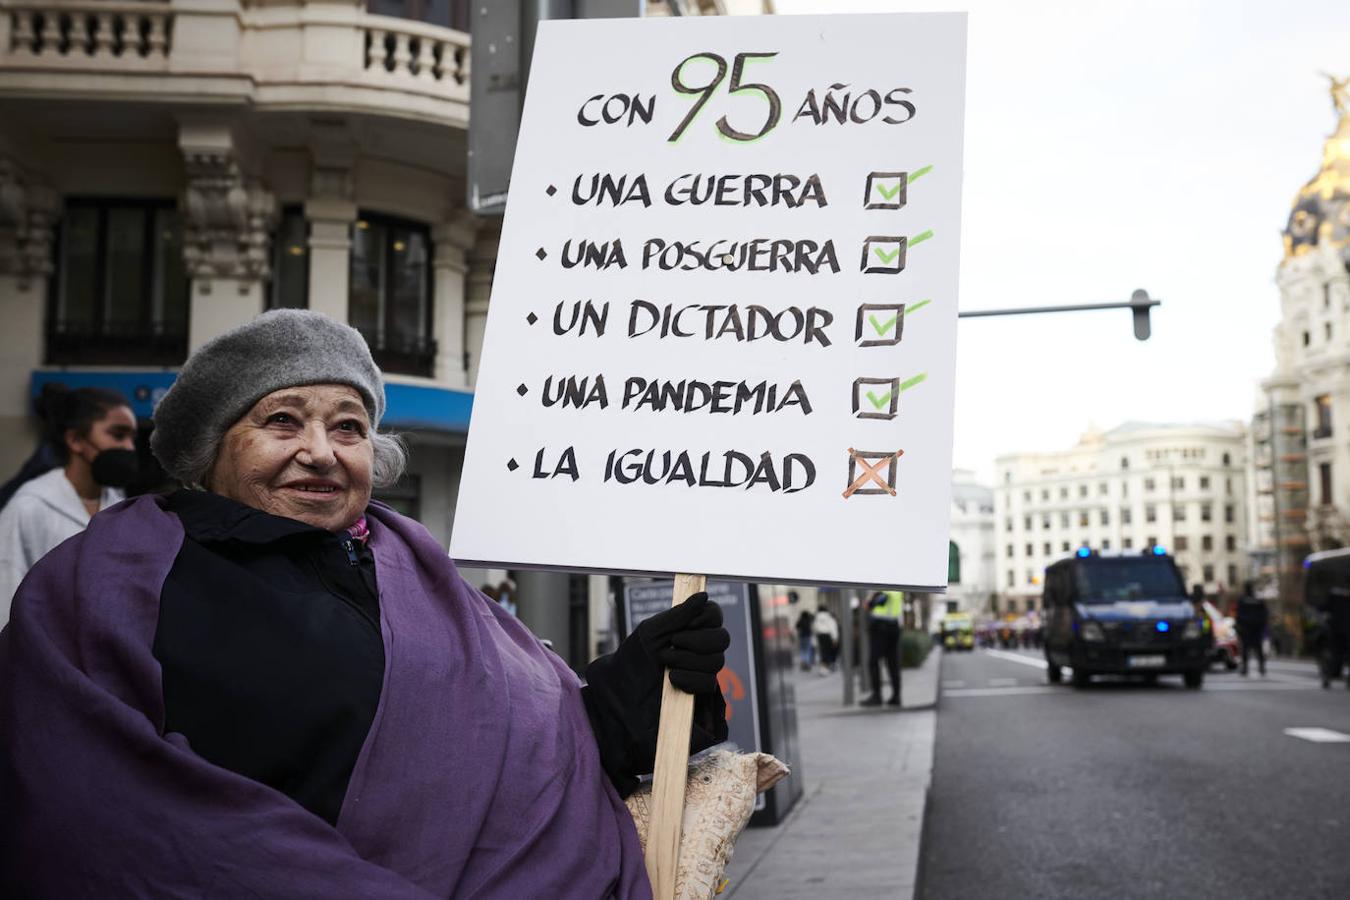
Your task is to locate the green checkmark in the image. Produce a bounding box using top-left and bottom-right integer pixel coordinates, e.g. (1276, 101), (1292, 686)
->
(868, 313), (898, 336)
(875, 181), (902, 200)
(909, 229), (934, 247)
(866, 389), (894, 410)
(873, 245), (901, 264)
(909, 164), (933, 182)
(899, 372), (928, 392)
(906, 299), (931, 315)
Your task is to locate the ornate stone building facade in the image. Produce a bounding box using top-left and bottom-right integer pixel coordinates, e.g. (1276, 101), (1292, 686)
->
(1253, 76), (1350, 643)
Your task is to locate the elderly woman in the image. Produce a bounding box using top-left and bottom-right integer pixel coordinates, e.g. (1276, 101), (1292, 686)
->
(0, 310), (728, 898)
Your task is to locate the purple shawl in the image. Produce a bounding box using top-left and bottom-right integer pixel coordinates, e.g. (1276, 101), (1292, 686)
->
(0, 496), (650, 899)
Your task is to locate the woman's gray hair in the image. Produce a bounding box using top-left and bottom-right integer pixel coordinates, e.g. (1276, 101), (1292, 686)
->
(178, 428), (409, 490)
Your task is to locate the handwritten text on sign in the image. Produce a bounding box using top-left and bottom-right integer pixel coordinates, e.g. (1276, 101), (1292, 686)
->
(451, 13), (967, 590)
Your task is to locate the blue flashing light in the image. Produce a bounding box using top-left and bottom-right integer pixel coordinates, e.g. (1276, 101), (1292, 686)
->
(1152, 545), (1167, 556)
(1076, 547), (1092, 558)
(1303, 558), (1312, 570)
(1156, 621), (1170, 633)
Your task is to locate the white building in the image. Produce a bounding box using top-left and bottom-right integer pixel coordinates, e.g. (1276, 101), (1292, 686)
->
(993, 423), (1249, 615)
(946, 468), (995, 617)
(1250, 78), (1350, 647)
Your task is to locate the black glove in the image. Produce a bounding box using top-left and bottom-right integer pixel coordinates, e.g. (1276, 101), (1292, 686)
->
(581, 592), (730, 797)
(635, 591), (731, 694)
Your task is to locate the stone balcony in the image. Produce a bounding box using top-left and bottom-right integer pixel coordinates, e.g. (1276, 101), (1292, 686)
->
(0, 0), (469, 128)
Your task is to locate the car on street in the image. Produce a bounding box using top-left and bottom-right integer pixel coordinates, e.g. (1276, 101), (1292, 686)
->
(939, 612), (975, 651)
(1041, 548), (1211, 689)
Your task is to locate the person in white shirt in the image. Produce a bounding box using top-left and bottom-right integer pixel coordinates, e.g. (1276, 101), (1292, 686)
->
(812, 605), (840, 674)
(0, 385), (137, 621)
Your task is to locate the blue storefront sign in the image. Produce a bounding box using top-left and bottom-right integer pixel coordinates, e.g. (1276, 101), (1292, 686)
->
(29, 371), (473, 434)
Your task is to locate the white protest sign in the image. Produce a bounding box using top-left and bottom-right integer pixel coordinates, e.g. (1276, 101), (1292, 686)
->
(451, 13), (967, 591)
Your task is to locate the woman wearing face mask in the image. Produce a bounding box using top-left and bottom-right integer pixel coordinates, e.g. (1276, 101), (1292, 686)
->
(0, 384), (137, 619)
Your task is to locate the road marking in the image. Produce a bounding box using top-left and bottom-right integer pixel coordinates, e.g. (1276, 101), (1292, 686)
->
(945, 686), (1058, 698)
(1284, 727), (1350, 743)
(988, 677), (1018, 687)
(982, 649), (1053, 670)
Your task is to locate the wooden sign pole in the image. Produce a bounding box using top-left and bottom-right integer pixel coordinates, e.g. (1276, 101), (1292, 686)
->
(644, 572), (707, 900)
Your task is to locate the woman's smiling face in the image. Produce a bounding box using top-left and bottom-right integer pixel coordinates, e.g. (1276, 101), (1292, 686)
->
(207, 384), (374, 531)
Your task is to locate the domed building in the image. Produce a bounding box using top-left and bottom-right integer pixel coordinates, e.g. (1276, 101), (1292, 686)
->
(1253, 76), (1350, 644)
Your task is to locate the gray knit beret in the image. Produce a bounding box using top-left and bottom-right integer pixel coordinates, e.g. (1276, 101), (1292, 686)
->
(151, 309), (385, 483)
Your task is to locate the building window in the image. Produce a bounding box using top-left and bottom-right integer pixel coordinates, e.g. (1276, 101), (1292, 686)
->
(1061, 541), (1070, 552)
(1102, 539), (1111, 550)
(1041, 488), (1050, 501)
(373, 472), (421, 519)
(1200, 535), (1212, 551)
(1005, 518), (1013, 532)
(1176, 536), (1189, 551)
(1007, 570), (1014, 587)
(1225, 535), (1236, 552)
(1179, 564), (1191, 582)
(1099, 482), (1108, 495)
(1314, 394), (1333, 439)
(1099, 509), (1110, 526)
(1326, 322), (1333, 342)
(1145, 504), (1157, 523)
(1059, 486), (1068, 500)
(1200, 503), (1212, 522)
(1224, 504), (1235, 523)
(1320, 462), (1333, 506)
(1147, 536), (1158, 549)
(1024, 515), (1033, 530)
(1171, 476), (1185, 491)
(1222, 453), (1231, 467)
(1078, 484), (1088, 498)
(1122, 481), (1129, 498)
(1144, 478), (1155, 492)
(1202, 564), (1215, 582)
(1120, 456), (1129, 470)
(1023, 490), (1031, 502)
(1173, 504), (1187, 522)
(1025, 543), (1034, 556)
(1199, 476), (1210, 490)
(1043, 542), (1051, 555)
(1123, 537), (1134, 550)
(1009, 598), (1019, 612)
(1079, 511), (1089, 527)
(1227, 564), (1238, 586)
(1059, 512), (1069, 528)
(1121, 507), (1132, 524)
(1303, 330), (1311, 346)
(350, 213), (435, 376)
(48, 198), (189, 365)
(267, 205), (309, 310)
(1042, 515), (1052, 530)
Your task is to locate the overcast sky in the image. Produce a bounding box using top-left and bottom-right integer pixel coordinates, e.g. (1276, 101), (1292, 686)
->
(773, 0), (1350, 481)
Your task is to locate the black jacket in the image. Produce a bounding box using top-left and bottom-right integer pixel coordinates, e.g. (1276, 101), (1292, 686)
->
(154, 491), (725, 824)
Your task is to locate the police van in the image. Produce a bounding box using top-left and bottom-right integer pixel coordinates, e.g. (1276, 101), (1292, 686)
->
(1042, 548), (1211, 689)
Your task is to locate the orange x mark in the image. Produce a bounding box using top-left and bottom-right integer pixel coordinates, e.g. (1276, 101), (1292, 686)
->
(843, 448), (903, 499)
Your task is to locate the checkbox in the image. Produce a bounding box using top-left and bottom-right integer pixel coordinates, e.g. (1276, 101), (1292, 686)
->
(843, 448), (903, 499)
(860, 235), (907, 274)
(855, 303), (905, 347)
(852, 377), (901, 421)
(864, 171), (908, 210)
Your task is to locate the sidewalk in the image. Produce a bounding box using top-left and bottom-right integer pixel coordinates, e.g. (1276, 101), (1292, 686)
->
(721, 648), (942, 899)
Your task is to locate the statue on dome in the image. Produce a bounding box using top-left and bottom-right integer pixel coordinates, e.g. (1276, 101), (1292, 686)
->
(1324, 72), (1350, 118)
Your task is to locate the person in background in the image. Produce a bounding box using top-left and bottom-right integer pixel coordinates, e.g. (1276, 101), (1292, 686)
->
(0, 384), (137, 619)
(812, 604), (840, 674)
(795, 607), (816, 670)
(861, 590), (903, 707)
(495, 578), (518, 616)
(1235, 580), (1269, 677)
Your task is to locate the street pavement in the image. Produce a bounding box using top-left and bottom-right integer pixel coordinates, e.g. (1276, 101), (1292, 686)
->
(723, 648), (941, 899)
(919, 648), (1350, 900)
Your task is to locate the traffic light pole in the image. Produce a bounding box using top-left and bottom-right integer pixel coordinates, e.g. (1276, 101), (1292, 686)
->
(959, 289), (1160, 340)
